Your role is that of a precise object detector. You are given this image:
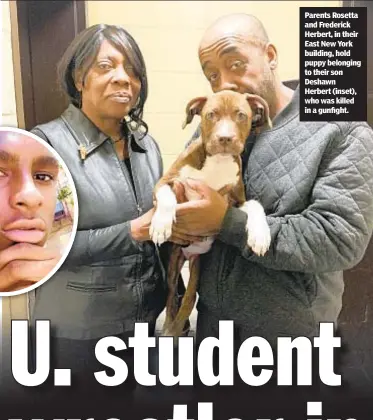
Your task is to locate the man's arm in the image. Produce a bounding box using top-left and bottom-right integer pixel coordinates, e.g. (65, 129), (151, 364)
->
(218, 123), (373, 273)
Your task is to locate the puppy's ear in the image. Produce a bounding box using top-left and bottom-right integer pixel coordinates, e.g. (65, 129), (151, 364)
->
(182, 97), (208, 129)
(244, 94), (272, 132)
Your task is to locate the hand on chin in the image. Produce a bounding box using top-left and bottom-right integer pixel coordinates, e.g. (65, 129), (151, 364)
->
(4, 280), (35, 292)
(0, 235), (15, 252)
(0, 241), (61, 293)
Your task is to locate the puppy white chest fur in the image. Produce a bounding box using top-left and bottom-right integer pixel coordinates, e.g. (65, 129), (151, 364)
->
(179, 154), (239, 200)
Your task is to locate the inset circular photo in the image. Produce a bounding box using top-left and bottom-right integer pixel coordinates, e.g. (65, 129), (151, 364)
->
(0, 127), (78, 296)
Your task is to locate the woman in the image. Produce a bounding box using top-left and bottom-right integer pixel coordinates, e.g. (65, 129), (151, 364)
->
(29, 24), (198, 411)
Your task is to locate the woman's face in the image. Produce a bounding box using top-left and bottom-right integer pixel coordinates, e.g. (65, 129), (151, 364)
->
(78, 39), (142, 123)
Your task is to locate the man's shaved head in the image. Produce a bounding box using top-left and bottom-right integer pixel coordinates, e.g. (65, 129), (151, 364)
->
(199, 13), (269, 52)
(197, 13), (283, 117)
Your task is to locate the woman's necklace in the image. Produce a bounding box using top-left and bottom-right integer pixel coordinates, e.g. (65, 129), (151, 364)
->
(113, 136), (129, 160)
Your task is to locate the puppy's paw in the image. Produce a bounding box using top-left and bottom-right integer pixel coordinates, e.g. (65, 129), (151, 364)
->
(240, 200), (271, 256)
(150, 185), (177, 245)
(150, 206), (176, 245)
(247, 220), (271, 256)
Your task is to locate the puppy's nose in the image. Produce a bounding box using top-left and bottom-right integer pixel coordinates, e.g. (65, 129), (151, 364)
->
(218, 136), (233, 144)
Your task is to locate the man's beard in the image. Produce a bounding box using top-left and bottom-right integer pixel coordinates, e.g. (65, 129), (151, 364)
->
(255, 69), (277, 117)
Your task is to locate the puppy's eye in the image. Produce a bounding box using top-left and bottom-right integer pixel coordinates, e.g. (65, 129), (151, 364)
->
(206, 111), (215, 120)
(237, 111), (248, 122)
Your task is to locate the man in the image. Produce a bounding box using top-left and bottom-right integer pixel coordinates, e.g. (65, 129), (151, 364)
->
(173, 13), (373, 347)
(0, 129), (62, 292)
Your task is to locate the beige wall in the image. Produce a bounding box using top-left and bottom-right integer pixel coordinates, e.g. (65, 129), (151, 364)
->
(1, 2), (31, 344)
(87, 0), (340, 170)
(0, 0), (342, 332)
(1, 0), (24, 338)
(1, 0), (17, 127)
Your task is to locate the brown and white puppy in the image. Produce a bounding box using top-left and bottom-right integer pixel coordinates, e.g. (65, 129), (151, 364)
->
(150, 90), (272, 337)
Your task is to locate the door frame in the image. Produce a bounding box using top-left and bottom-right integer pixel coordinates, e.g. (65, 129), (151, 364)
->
(4, 1), (86, 323)
(9, 0), (86, 130)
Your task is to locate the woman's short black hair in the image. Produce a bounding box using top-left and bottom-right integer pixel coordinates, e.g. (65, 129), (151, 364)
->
(58, 24), (148, 137)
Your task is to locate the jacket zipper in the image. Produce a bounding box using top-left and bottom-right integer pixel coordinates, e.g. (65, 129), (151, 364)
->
(126, 155), (143, 215)
(110, 140), (144, 322)
(217, 247), (223, 309)
(217, 244), (229, 311)
(126, 150), (145, 322)
(111, 141), (142, 216)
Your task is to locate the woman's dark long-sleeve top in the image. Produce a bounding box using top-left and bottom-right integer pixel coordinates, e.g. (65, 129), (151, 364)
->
(31, 104), (167, 339)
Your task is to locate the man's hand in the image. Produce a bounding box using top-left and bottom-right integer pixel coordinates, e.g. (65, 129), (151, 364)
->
(130, 208), (205, 246)
(173, 178), (229, 236)
(0, 243), (61, 292)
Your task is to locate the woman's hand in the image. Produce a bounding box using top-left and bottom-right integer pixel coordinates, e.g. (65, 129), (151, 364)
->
(173, 179), (229, 236)
(0, 243), (62, 292)
(130, 208), (205, 246)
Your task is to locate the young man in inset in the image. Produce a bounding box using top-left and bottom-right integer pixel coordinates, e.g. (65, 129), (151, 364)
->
(0, 130), (62, 292)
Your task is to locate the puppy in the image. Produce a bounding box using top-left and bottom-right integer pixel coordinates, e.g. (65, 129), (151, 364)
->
(150, 90), (272, 337)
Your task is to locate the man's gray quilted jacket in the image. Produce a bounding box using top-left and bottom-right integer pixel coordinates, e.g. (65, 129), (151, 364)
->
(196, 87), (373, 344)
